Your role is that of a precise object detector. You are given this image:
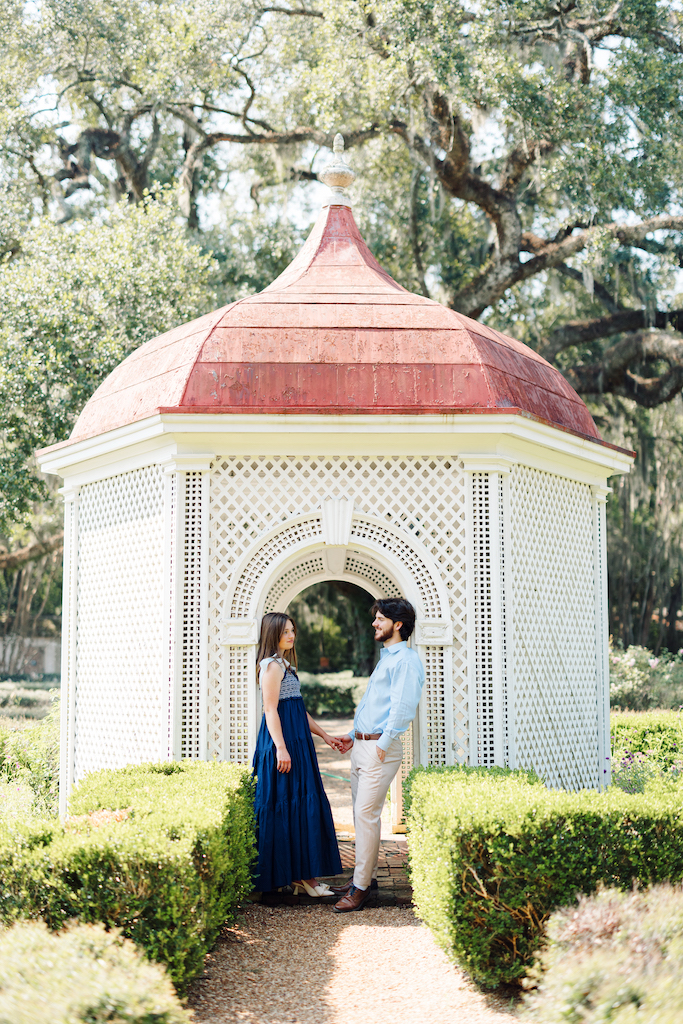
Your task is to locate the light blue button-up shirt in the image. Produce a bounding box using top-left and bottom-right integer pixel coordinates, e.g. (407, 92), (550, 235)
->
(349, 641), (425, 752)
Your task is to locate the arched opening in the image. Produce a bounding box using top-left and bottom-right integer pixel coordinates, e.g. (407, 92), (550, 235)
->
(286, 580), (379, 676)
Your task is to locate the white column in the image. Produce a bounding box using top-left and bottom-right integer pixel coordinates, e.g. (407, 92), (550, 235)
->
(592, 484), (611, 788)
(163, 455), (213, 761)
(221, 619), (259, 760)
(58, 485), (79, 815)
(461, 456), (514, 768)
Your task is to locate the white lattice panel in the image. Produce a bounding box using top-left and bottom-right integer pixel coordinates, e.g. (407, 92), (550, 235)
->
(181, 473), (203, 759)
(225, 645), (250, 762)
(471, 473), (496, 767)
(59, 495), (77, 807)
(422, 646), (447, 765)
(74, 467), (165, 780)
(208, 457), (467, 764)
(264, 555), (326, 612)
(231, 516), (323, 617)
(344, 553), (402, 596)
(510, 465), (598, 789)
(349, 519), (442, 616)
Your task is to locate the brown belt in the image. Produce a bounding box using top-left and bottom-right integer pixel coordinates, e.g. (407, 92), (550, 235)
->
(355, 731), (382, 740)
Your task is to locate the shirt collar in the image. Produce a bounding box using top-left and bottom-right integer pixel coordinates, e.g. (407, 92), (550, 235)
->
(380, 640), (407, 657)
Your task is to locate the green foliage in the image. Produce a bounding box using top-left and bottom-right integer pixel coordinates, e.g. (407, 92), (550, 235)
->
(602, 402), (683, 650)
(0, 694), (60, 816)
(609, 710), (683, 794)
(299, 681), (356, 717)
(0, 760), (256, 995)
(0, 680), (54, 719)
(524, 885), (683, 1024)
(610, 643), (683, 710)
(405, 765), (683, 989)
(0, 192), (216, 530)
(0, 919), (191, 1024)
(289, 581), (378, 676)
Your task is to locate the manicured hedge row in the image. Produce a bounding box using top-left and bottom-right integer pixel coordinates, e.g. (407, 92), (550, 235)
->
(405, 765), (683, 988)
(0, 920), (191, 1024)
(0, 761), (255, 994)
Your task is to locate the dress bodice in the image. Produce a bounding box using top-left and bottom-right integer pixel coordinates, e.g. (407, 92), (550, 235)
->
(258, 656), (302, 700)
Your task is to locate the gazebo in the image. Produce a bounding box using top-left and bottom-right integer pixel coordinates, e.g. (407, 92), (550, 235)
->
(38, 137), (633, 815)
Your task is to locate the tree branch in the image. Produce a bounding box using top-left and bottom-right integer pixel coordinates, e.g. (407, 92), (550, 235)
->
(177, 125), (381, 220)
(0, 534), (64, 573)
(556, 262), (623, 314)
(260, 5), (323, 16)
(542, 307), (683, 361)
(409, 169), (429, 298)
(565, 331), (683, 406)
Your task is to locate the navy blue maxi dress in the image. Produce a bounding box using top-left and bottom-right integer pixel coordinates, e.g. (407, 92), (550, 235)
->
(252, 657), (342, 891)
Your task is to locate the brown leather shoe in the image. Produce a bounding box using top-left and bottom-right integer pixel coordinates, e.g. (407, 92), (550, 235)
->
(328, 878), (378, 895)
(333, 884), (372, 913)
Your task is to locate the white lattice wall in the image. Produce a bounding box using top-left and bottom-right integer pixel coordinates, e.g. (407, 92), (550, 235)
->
(59, 493), (78, 809)
(264, 555), (326, 612)
(471, 473), (496, 767)
(344, 553), (402, 597)
(208, 457), (467, 764)
(74, 466), (166, 780)
(510, 465), (598, 789)
(180, 473), (204, 759)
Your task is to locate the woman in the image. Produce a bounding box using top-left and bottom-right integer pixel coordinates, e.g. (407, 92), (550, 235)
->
(252, 611), (343, 896)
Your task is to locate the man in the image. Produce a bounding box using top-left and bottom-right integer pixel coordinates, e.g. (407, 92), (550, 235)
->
(331, 597), (425, 913)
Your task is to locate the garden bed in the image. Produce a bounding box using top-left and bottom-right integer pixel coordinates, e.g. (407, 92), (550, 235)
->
(405, 764), (683, 988)
(0, 760), (256, 994)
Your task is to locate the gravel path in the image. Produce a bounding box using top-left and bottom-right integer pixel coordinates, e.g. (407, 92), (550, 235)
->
(188, 905), (518, 1024)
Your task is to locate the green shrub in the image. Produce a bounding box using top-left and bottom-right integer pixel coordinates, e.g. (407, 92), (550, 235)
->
(405, 765), (683, 989)
(611, 710), (683, 766)
(0, 760), (256, 994)
(0, 919), (191, 1023)
(524, 885), (683, 1023)
(299, 681), (356, 716)
(609, 643), (683, 709)
(0, 680), (54, 719)
(610, 711), (683, 792)
(0, 694), (60, 817)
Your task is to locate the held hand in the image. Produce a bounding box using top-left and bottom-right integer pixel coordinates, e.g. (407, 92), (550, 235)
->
(322, 733), (341, 751)
(376, 745), (386, 763)
(335, 736), (353, 754)
(276, 745), (292, 773)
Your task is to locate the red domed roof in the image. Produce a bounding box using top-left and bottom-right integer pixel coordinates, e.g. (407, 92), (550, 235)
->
(71, 203), (600, 442)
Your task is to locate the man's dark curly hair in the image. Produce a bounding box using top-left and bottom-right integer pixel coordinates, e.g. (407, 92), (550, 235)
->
(371, 597), (416, 641)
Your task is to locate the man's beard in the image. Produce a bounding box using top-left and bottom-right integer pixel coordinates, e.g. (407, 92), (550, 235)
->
(374, 622), (395, 642)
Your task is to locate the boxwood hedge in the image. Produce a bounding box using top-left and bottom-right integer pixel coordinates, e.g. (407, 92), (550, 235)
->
(0, 920), (191, 1024)
(0, 761), (255, 994)
(405, 765), (683, 989)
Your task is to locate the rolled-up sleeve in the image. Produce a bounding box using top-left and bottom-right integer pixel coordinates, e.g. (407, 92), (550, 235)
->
(377, 655), (424, 751)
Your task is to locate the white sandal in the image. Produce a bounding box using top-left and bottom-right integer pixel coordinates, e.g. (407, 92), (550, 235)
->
(292, 880), (333, 897)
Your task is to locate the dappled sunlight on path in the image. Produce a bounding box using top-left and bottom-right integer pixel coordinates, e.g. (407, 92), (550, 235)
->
(188, 905), (517, 1024)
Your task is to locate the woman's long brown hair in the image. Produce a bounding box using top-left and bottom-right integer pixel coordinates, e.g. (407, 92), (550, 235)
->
(256, 612), (298, 671)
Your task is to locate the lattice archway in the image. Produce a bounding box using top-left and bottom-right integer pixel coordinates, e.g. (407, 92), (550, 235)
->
(215, 502), (454, 775)
(262, 548), (402, 614)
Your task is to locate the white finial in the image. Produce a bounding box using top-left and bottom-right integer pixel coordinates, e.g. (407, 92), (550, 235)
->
(319, 132), (355, 207)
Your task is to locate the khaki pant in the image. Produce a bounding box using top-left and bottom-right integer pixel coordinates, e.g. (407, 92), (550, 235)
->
(350, 736), (404, 889)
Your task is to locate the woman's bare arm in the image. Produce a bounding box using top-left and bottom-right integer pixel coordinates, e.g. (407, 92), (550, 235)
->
(306, 712), (342, 750)
(261, 662), (291, 773)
